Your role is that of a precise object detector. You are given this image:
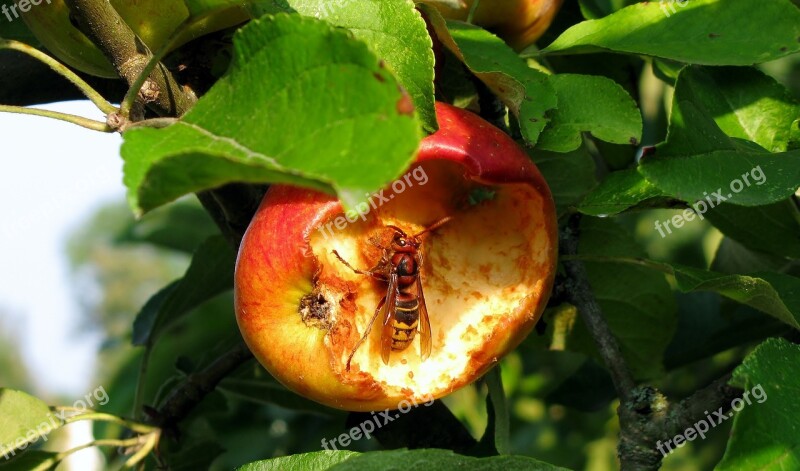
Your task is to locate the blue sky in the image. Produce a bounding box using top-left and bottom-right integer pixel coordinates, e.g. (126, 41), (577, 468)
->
(0, 100), (124, 397)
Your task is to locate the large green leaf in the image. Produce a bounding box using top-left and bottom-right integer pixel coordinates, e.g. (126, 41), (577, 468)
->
(541, 0), (800, 66)
(252, 0), (437, 133)
(132, 235), (236, 346)
(573, 218), (677, 379)
(536, 74), (642, 153)
(716, 338), (800, 470)
(122, 14), (421, 215)
(640, 66), (800, 207)
(0, 390), (59, 458)
(238, 449), (569, 470)
(421, 5), (557, 146)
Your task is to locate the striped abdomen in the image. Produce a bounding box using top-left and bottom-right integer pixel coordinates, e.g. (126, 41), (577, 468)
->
(391, 293), (419, 351)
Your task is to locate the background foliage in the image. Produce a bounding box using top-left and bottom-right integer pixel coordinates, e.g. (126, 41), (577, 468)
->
(1, 0), (799, 469)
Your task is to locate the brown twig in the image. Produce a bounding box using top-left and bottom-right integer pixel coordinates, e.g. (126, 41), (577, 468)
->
(559, 212), (743, 470)
(149, 341), (254, 431)
(560, 213), (636, 401)
(64, 0), (196, 117)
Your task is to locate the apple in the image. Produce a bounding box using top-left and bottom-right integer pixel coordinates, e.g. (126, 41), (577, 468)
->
(234, 102), (558, 411)
(20, 0), (249, 78)
(430, 0), (564, 51)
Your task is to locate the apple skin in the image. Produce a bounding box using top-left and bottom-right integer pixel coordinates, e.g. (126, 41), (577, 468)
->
(431, 0), (564, 50)
(21, 0), (249, 78)
(235, 102), (557, 411)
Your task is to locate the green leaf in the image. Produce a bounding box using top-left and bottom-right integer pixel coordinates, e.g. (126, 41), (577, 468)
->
(703, 201), (800, 260)
(639, 66), (800, 207)
(578, 168), (667, 216)
(239, 449), (570, 470)
(0, 390), (59, 458)
(237, 450), (360, 471)
(574, 218), (677, 379)
(261, 0), (438, 133)
(132, 235), (236, 346)
(421, 5), (557, 146)
(536, 74), (642, 152)
(716, 338), (800, 470)
(541, 0), (800, 66)
(122, 14), (421, 215)
(670, 265), (800, 330)
(531, 145), (597, 216)
(0, 451), (59, 471)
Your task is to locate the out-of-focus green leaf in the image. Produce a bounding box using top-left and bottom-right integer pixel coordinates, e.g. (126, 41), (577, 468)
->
(670, 265), (800, 330)
(704, 201), (800, 260)
(717, 338), (800, 470)
(116, 200), (219, 253)
(132, 235), (235, 346)
(531, 145), (597, 216)
(122, 14), (421, 215)
(536, 74), (642, 152)
(421, 5), (557, 146)
(573, 218), (677, 379)
(542, 0), (800, 66)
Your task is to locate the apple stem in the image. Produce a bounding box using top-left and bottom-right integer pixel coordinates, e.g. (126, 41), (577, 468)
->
(0, 40), (117, 116)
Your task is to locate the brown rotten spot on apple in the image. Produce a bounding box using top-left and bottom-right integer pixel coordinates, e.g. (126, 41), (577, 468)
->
(235, 103), (557, 411)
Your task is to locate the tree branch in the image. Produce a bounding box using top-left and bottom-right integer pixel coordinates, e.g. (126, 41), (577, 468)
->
(617, 372), (741, 470)
(559, 213), (636, 401)
(63, 0), (196, 117)
(149, 341), (254, 431)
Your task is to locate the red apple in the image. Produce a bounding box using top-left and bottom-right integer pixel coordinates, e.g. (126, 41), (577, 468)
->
(234, 102), (557, 411)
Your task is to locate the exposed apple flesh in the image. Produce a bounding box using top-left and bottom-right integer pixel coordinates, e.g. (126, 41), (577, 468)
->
(235, 103), (557, 411)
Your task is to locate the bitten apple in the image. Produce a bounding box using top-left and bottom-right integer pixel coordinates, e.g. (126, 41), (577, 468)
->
(235, 102), (557, 411)
(430, 0), (564, 50)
